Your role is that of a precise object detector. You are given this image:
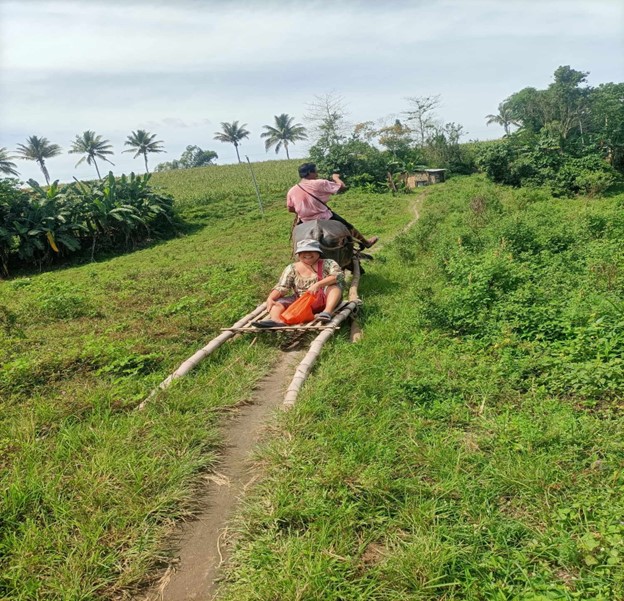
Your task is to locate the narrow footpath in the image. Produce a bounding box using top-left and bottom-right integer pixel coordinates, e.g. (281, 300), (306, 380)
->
(144, 350), (303, 601)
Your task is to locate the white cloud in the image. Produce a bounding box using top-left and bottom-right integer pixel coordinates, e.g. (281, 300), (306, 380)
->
(1, 0), (622, 182)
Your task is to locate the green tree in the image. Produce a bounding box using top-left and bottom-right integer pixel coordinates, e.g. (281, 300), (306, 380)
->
(69, 130), (115, 179)
(589, 82), (624, 169)
(505, 87), (548, 134)
(506, 67), (591, 149)
(0, 147), (19, 177)
(213, 121), (250, 163)
(15, 135), (62, 185)
(546, 66), (590, 147)
(122, 130), (165, 173)
(260, 114), (307, 159)
(485, 102), (519, 136)
(179, 145), (218, 168)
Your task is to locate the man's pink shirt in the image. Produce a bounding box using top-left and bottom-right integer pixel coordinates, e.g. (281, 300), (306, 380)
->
(286, 179), (341, 221)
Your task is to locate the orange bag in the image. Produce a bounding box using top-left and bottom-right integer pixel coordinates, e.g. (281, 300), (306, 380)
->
(281, 292), (317, 325)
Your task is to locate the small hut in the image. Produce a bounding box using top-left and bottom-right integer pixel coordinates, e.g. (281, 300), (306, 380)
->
(405, 168), (447, 188)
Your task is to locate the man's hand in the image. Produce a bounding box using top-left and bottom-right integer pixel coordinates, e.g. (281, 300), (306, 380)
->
(331, 173), (346, 190)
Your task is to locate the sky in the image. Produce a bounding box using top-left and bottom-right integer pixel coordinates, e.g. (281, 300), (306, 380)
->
(1, 0), (623, 183)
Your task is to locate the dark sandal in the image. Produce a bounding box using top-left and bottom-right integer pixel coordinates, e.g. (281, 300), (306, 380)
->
(252, 320), (284, 328)
(316, 312), (332, 323)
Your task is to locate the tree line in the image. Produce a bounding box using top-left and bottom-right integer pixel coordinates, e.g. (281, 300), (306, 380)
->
(1, 65), (622, 195)
(476, 66), (624, 196)
(0, 114), (308, 184)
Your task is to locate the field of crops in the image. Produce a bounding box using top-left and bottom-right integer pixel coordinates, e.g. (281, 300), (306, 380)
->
(151, 158), (301, 221)
(0, 159), (412, 599)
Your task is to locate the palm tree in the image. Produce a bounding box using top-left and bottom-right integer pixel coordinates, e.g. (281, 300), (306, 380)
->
(122, 130), (164, 173)
(15, 136), (62, 185)
(69, 130), (115, 179)
(485, 102), (519, 136)
(213, 121), (250, 163)
(0, 147), (19, 177)
(261, 114), (307, 159)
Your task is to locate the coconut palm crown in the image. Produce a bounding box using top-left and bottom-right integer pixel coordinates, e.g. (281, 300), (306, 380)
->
(69, 130), (115, 179)
(261, 114), (307, 159)
(0, 147), (19, 177)
(15, 135), (62, 185)
(122, 129), (165, 173)
(213, 121), (250, 163)
(485, 102), (520, 136)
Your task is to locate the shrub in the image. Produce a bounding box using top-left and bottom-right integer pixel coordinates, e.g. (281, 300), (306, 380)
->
(0, 173), (177, 274)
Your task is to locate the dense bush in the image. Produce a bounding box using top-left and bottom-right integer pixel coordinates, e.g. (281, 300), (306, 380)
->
(0, 172), (176, 275)
(476, 138), (620, 196)
(308, 138), (392, 191)
(407, 177), (624, 401)
(476, 67), (623, 196)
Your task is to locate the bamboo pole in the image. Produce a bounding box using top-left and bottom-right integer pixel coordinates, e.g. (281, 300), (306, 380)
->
(137, 303), (267, 410)
(348, 257), (361, 302)
(349, 258), (363, 343)
(283, 300), (360, 408)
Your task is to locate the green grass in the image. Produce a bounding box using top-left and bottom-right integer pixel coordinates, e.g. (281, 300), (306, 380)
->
(220, 175), (624, 601)
(151, 158), (302, 219)
(0, 159), (413, 599)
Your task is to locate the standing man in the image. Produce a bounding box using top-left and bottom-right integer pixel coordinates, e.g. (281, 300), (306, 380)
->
(287, 163), (378, 248)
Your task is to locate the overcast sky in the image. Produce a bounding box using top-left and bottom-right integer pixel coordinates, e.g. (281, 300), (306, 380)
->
(1, 0), (623, 183)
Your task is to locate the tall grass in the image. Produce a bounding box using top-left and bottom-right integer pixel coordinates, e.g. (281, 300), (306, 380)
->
(221, 175), (624, 600)
(0, 159), (412, 599)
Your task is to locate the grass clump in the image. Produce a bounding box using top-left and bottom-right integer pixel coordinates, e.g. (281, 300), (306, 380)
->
(221, 175), (624, 601)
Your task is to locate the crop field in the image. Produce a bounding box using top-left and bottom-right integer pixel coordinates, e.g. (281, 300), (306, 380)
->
(150, 158), (302, 220)
(0, 159), (412, 599)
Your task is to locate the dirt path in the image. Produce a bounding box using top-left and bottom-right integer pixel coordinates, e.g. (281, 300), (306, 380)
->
(144, 349), (303, 601)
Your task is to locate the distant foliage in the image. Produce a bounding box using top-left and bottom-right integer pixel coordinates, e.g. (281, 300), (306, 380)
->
(155, 145), (218, 172)
(0, 173), (176, 275)
(477, 66), (624, 196)
(306, 93), (476, 191)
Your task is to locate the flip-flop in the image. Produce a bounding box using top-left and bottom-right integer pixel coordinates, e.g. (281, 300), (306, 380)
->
(316, 311), (332, 322)
(252, 320), (284, 328)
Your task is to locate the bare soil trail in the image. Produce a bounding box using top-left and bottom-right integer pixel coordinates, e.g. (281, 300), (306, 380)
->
(143, 350), (303, 601)
(141, 196), (423, 601)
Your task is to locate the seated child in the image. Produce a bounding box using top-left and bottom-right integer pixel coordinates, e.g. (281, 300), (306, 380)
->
(254, 239), (344, 327)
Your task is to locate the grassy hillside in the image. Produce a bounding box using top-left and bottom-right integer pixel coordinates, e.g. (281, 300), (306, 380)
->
(0, 160), (412, 599)
(151, 158), (301, 220)
(221, 176), (624, 600)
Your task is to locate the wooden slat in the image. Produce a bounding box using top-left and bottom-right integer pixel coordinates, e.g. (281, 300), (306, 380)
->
(221, 301), (349, 333)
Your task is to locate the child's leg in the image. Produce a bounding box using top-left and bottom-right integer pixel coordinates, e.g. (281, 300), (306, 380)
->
(269, 303), (287, 322)
(323, 285), (342, 314)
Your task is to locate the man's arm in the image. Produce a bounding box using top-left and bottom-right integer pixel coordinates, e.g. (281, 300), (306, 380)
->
(286, 192), (297, 213)
(330, 173), (346, 192)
